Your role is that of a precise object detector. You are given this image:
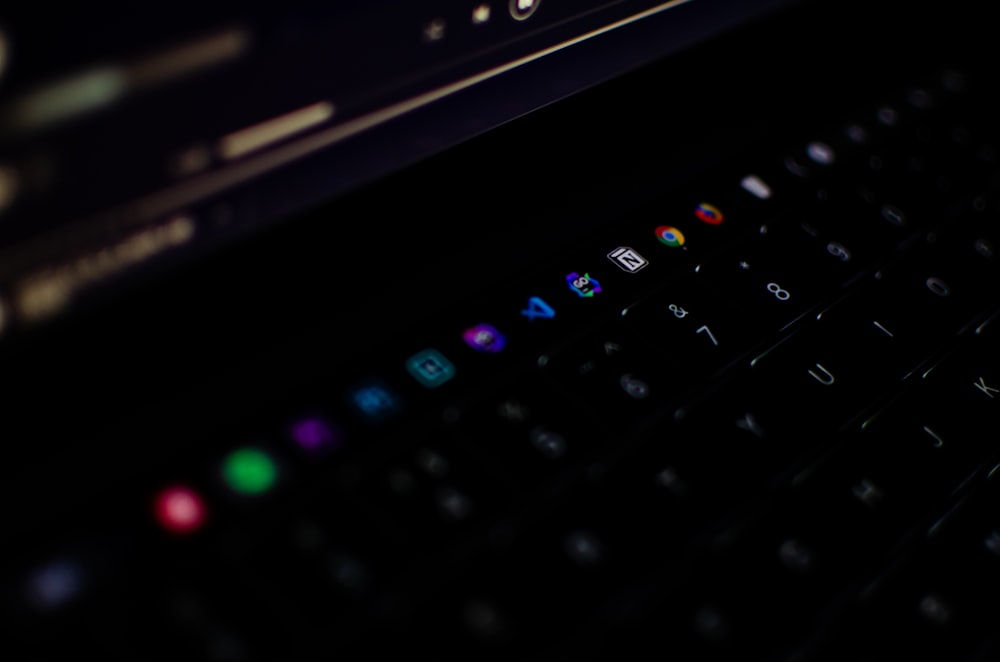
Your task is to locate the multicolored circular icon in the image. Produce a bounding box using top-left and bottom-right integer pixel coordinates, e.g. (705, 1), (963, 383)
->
(654, 225), (686, 248)
(694, 202), (724, 225)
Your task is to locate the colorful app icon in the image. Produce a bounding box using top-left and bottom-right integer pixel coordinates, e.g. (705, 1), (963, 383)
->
(289, 415), (345, 456)
(406, 349), (457, 387)
(463, 324), (506, 353)
(694, 202), (724, 225)
(608, 247), (649, 273)
(567, 272), (602, 298)
(521, 296), (556, 321)
(654, 225), (686, 247)
(221, 447), (279, 496)
(347, 380), (403, 423)
(154, 485), (208, 535)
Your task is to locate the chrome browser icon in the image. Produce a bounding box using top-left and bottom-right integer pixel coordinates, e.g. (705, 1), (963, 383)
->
(655, 225), (686, 248)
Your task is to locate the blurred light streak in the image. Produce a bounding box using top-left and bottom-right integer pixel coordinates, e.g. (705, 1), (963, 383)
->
(0, 164), (18, 212)
(127, 27), (248, 88)
(2, 27), (249, 133)
(15, 215), (195, 322)
(217, 101), (335, 161)
(0, 27), (8, 80)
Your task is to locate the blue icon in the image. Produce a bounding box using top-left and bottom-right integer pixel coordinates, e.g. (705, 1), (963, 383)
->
(348, 380), (403, 423)
(406, 349), (456, 388)
(521, 296), (556, 321)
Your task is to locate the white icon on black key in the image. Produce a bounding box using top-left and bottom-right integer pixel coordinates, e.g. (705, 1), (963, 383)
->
(608, 246), (649, 273)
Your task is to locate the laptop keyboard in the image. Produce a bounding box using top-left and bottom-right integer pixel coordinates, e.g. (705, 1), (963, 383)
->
(6, 61), (1000, 661)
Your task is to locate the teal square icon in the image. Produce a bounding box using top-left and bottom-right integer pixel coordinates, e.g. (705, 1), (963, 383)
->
(406, 349), (456, 388)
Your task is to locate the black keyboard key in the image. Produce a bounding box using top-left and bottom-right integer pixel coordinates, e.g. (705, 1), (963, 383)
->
(621, 273), (756, 381)
(693, 230), (832, 334)
(539, 320), (682, 426)
(452, 378), (606, 493)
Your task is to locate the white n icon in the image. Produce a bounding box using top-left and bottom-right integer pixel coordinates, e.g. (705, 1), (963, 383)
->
(607, 246), (649, 273)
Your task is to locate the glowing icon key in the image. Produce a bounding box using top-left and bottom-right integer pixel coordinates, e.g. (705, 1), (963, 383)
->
(154, 485), (208, 535)
(289, 416), (344, 456)
(222, 447), (278, 496)
(348, 379), (403, 424)
(608, 247), (649, 273)
(694, 202), (724, 225)
(406, 348), (457, 387)
(740, 175), (772, 200)
(654, 225), (686, 247)
(521, 296), (556, 321)
(567, 272), (601, 298)
(463, 324), (506, 353)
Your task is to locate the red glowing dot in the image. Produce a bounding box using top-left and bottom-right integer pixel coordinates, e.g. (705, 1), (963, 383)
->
(154, 485), (207, 535)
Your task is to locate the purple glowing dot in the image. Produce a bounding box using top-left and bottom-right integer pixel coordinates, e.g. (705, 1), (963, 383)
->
(289, 417), (342, 455)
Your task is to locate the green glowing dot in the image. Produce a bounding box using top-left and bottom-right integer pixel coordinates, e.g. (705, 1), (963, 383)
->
(222, 448), (277, 495)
